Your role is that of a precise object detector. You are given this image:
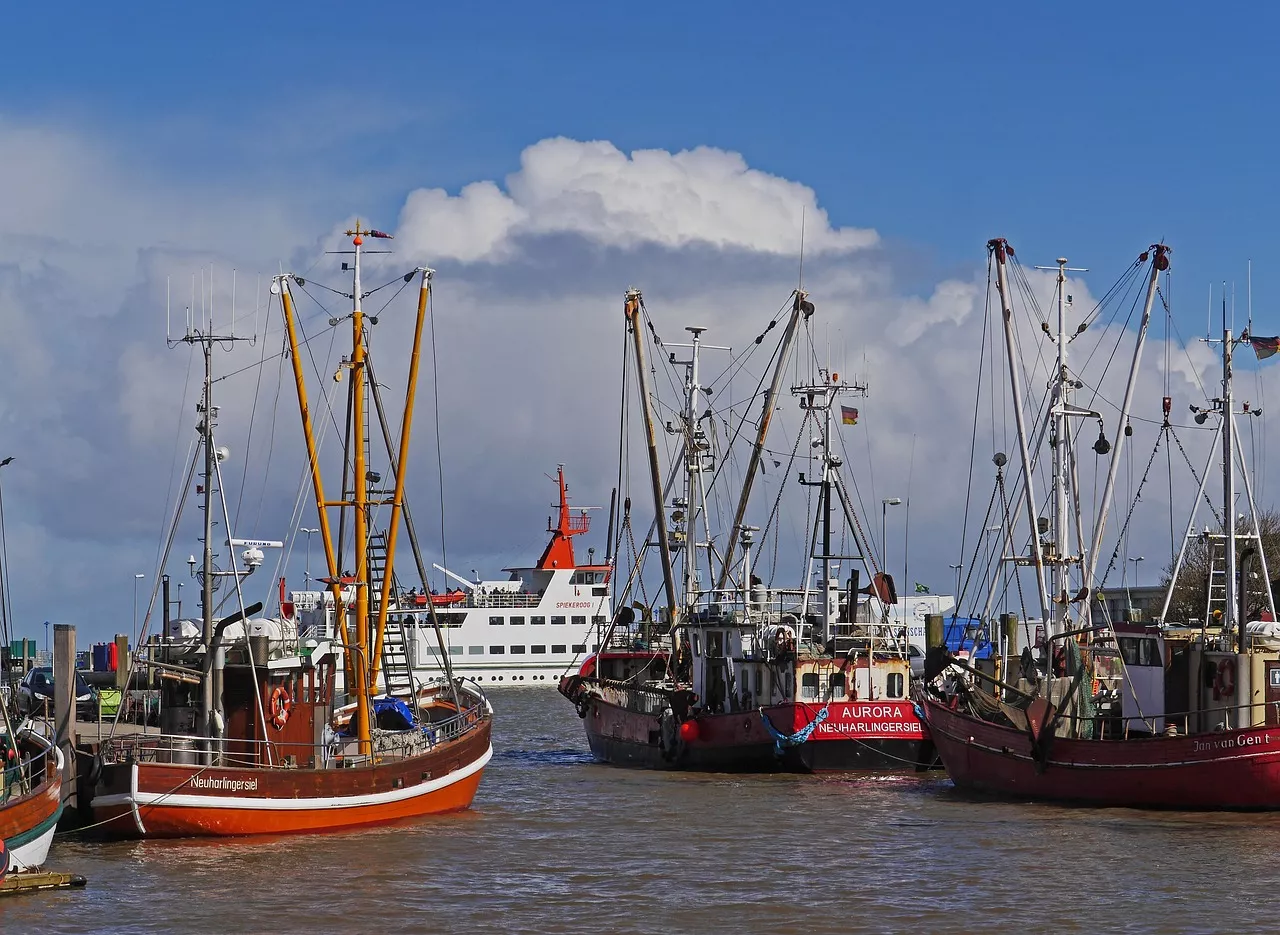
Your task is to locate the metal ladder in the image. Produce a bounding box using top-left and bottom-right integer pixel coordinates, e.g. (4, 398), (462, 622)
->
(367, 530), (416, 698)
(1204, 536), (1229, 627)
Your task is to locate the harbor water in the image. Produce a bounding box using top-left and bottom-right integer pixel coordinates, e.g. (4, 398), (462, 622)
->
(5, 686), (1278, 934)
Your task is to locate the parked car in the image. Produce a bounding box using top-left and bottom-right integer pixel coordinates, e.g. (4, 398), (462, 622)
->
(908, 644), (926, 679)
(15, 666), (97, 718)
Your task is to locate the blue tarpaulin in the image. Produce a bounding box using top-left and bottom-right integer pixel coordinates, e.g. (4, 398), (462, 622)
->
(372, 695), (418, 730)
(945, 616), (994, 660)
(336, 695), (419, 734)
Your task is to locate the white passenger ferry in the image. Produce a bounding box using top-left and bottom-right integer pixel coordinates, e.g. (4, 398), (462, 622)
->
(289, 467), (612, 686)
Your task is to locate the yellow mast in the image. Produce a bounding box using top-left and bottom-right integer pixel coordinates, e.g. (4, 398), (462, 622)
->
(349, 225), (372, 754)
(276, 224), (376, 755)
(277, 277), (348, 656)
(370, 267), (432, 685)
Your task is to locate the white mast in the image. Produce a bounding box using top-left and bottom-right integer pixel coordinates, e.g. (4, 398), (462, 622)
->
(990, 239), (1052, 627)
(682, 326), (706, 613)
(1223, 298), (1237, 642)
(624, 290), (679, 621)
(1049, 258), (1075, 636)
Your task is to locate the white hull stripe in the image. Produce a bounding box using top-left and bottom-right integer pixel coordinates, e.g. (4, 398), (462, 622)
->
(92, 744), (492, 813)
(6, 806), (61, 871)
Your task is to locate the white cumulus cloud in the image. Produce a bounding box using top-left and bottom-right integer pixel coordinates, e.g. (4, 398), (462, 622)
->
(396, 137), (878, 263)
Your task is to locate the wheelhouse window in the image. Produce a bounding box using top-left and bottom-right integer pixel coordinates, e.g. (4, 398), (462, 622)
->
(828, 673), (846, 698)
(801, 672), (820, 700)
(1118, 637), (1160, 667)
(886, 673), (904, 698)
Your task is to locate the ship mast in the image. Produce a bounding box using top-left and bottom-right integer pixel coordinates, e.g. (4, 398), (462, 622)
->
(1040, 257), (1086, 637)
(1084, 245), (1168, 616)
(989, 239), (1052, 627)
(681, 326), (705, 614)
(793, 371), (869, 642)
(625, 290), (679, 623)
(1222, 297), (1237, 645)
(351, 226), (374, 751)
(276, 224), (384, 755)
(178, 314), (252, 745)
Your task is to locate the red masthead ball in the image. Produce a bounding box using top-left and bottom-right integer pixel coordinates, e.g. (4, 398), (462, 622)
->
(353, 236), (363, 246)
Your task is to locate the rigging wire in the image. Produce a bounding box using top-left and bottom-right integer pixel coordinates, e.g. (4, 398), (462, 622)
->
(427, 283), (448, 582)
(956, 257), (994, 615)
(153, 347), (199, 579)
(233, 290), (274, 528)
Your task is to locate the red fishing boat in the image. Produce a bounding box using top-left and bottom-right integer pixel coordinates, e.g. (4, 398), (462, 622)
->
(919, 689), (1280, 809)
(918, 239), (1280, 809)
(91, 223), (492, 837)
(560, 289), (933, 772)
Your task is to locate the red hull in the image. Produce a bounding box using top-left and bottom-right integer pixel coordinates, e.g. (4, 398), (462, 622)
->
(922, 696), (1280, 809)
(91, 721), (491, 838)
(574, 687), (934, 772)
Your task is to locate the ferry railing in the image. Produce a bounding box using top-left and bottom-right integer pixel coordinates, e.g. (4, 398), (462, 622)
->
(468, 591), (543, 609)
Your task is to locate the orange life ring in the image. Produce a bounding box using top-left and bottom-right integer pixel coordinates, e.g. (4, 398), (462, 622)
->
(270, 686), (293, 730)
(1213, 657), (1237, 700)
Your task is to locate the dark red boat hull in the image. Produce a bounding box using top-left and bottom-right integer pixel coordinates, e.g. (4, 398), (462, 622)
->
(578, 692), (934, 773)
(922, 696), (1280, 809)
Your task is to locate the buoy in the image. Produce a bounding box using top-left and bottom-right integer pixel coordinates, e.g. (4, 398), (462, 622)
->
(678, 720), (700, 743)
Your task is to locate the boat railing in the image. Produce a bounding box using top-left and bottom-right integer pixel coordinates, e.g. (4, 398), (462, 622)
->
(0, 743), (53, 803)
(593, 682), (672, 717)
(1081, 697), (1280, 739)
(602, 626), (673, 654)
(468, 590), (543, 609)
(98, 699), (490, 770)
(960, 680), (1280, 740)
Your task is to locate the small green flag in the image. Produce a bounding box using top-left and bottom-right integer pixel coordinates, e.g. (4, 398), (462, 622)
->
(914, 582), (930, 593)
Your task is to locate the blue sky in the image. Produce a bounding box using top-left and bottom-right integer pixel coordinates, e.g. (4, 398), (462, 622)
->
(2, 3), (1278, 643)
(6, 2), (1276, 285)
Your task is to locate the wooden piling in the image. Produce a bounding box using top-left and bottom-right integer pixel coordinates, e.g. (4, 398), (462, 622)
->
(53, 624), (76, 808)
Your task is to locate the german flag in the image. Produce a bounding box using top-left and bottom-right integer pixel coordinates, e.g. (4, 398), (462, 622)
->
(841, 406), (859, 426)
